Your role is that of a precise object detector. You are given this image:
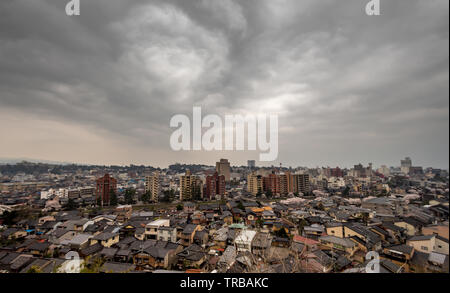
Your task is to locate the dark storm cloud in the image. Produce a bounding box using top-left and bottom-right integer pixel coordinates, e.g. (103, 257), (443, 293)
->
(0, 0), (448, 168)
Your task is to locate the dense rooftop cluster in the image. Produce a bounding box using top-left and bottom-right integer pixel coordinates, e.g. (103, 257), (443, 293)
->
(0, 159), (448, 273)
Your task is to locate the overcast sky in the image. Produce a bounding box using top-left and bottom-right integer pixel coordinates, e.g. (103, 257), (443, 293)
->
(0, 0), (448, 169)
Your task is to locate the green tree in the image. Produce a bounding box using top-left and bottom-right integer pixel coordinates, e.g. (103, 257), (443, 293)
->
(141, 191), (151, 203)
(65, 198), (77, 211)
(80, 256), (104, 273)
(192, 185), (202, 201)
(176, 204), (183, 211)
(161, 189), (174, 203)
(256, 218), (264, 228)
(1, 210), (19, 226)
(266, 189), (273, 198)
(124, 188), (136, 205)
(26, 265), (42, 273)
(342, 186), (350, 196)
(297, 219), (308, 235)
(274, 227), (289, 238)
(109, 191), (118, 206)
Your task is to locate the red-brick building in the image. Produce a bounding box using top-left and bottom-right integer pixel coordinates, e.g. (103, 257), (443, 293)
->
(263, 173), (281, 195)
(96, 174), (117, 206)
(205, 172), (225, 200)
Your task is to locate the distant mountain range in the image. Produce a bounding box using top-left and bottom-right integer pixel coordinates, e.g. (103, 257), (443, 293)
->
(0, 157), (74, 165)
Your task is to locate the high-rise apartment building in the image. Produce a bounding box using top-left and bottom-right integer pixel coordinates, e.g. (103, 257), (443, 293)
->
(216, 159), (231, 182)
(247, 172), (263, 195)
(145, 171), (160, 202)
(263, 173), (281, 195)
(279, 171), (293, 195)
(293, 174), (310, 195)
(205, 172), (226, 200)
(401, 157), (412, 174)
(96, 174), (117, 206)
(180, 170), (203, 201)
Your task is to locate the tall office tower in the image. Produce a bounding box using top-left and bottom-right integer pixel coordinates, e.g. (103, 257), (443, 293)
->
(247, 160), (256, 169)
(205, 172), (226, 200)
(401, 157), (412, 174)
(216, 159), (231, 182)
(293, 174), (310, 195)
(279, 171), (293, 195)
(145, 171), (160, 202)
(247, 172), (263, 195)
(96, 174), (117, 206)
(180, 170), (203, 201)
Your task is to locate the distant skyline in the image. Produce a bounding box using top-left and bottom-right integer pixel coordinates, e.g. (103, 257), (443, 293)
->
(0, 156), (446, 171)
(0, 1), (448, 169)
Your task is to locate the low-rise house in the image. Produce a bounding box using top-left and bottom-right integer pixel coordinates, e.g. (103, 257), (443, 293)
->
(157, 226), (177, 243)
(234, 230), (257, 253)
(422, 223), (449, 240)
(326, 223), (382, 251)
(220, 211), (233, 225)
(212, 227), (228, 249)
(272, 236), (291, 248)
(79, 242), (103, 258)
(251, 233), (273, 256)
(25, 241), (51, 257)
(133, 241), (182, 270)
(176, 244), (207, 269)
(193, 230), (209, 247)
(2, 228), (27, 240)
(19, 258), (64, 273)
(407, 234), (449, 255)
(302, 250), (333, 273)
(145, 219), (170, 240)
(290, 241), (306, 256)
(67, 233), (92, 250)
(319, 235), (357, 256)
(303, 224), (325, 239)
(180, 224), (201, 247)
(73, 219), (91, 232)
(293, 235), (319, 251)
(381, 244), (414, 271)
(115, 249), (132, 263)
(183, 202), (196, 214)
(100, 247), (119, 261)
(217, 246), (236, 272)
(115, 205), (133, 223)
(90, 232), (119, 248)
(394, 217), (423, 236)
(9, 254), (34, 273)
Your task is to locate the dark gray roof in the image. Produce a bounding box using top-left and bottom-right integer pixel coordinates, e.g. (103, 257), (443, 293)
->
(385, 244), (414, 255)
(100, 247), (118, 258)
(10, 255), (34, 270)
(408, 235), (435, 241)
(27, 241), (51, 252)
(183, 224), (197, 234)
(92, 232), (117, 241)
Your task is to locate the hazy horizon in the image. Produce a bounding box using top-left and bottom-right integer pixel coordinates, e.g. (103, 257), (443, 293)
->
(1, 0), (448, 169)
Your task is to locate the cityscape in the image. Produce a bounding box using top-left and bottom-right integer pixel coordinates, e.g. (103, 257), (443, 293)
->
(0, 0), (448, 280)
(0, 157), (448, 273)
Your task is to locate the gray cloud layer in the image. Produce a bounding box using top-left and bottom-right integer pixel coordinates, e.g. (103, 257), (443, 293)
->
(0, 0), (448, 168)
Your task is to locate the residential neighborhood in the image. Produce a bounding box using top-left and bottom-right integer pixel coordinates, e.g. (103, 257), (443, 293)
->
(0, 159), (448, 273)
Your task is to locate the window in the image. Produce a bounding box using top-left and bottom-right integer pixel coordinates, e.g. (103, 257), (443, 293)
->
(421, 246), (428, 251)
